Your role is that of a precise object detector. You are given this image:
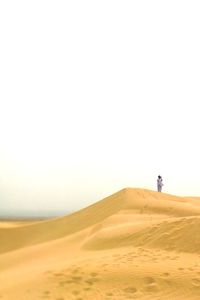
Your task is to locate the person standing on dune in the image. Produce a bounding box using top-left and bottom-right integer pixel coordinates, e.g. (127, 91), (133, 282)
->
(157, 175), (163, 192)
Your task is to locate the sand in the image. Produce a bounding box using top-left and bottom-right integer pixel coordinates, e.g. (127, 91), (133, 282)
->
(0, 188), (200, 300)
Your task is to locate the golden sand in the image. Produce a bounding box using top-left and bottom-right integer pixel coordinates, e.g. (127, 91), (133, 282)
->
(0, 188), (200, 299)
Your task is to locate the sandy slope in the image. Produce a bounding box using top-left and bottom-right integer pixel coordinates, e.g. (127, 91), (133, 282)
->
(0, 188), (200, 300)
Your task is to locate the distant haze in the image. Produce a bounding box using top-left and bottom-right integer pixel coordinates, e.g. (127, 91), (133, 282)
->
(0, 209), (70, 219)
(0, 1), (200, 217)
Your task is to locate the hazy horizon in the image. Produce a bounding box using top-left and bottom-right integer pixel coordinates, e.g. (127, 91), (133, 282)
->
(0, 209), (70, 218)
(1, 1), (200, 215)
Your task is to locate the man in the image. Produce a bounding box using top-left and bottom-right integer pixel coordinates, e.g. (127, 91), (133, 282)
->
(157, 175), (163, 192)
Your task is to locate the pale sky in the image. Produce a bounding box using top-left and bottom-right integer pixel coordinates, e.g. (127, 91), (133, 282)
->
(0, 1), (200, 215)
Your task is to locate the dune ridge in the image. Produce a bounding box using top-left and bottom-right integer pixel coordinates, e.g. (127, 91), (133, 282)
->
(1, 188), (200, 254)
(1, 188), (200, 300)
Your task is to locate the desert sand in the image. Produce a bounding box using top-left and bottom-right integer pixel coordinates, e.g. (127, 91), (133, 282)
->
(0, 188), (200, 300)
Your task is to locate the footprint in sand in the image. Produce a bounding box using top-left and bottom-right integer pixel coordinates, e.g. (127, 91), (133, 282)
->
(106, 292), (114, 296)
(164, 256), (170, 259)
(123, 287), (137, 294)
(66, 280), (75, 284)
(192, 278), (200, 287)
(90, 272), (98, 277)
(85, 277), (99, 285)
(72, 268), (80, 274)
(143, 277), (158, 292)
(59, 280), (71, 286)
(72, 276), (82, 281)
(53, 272), (65, 277)
(144, 284), (158, 293)
(83, 287), (92, 291)
(162, 272), (170, 277)
(151, 257), (158, 262)
(42, 291), (51, 298)
(127, 258), (133, 261)
(102, 264), (108, 267)
(72, 290), (80, 295)
(85, 280), (94, 286)
(144, 277), (155, 285)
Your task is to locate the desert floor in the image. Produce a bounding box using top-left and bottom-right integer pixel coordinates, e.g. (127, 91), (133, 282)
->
(1, 188), (200, 300)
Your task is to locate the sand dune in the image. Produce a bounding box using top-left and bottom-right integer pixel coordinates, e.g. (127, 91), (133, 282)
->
(1, 188), (200, 300)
